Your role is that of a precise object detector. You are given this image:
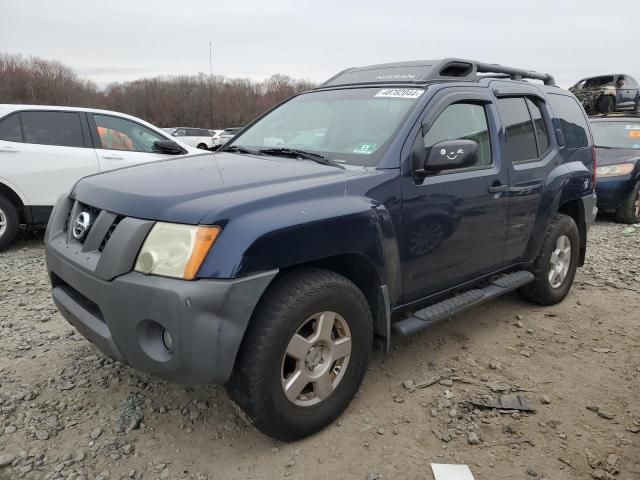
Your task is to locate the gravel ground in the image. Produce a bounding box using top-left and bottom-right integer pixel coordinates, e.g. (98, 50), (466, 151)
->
(0, 218), (639, 480)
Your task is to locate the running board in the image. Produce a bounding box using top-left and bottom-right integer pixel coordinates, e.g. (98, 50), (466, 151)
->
(392, 271), (534, 337)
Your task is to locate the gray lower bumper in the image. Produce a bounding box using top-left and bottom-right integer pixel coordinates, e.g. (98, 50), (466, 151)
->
(46, 245), (276, 384)
(583, 192), (598, 229)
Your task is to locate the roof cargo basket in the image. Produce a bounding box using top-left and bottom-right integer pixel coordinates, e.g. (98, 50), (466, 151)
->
(319, 58), (556, 88)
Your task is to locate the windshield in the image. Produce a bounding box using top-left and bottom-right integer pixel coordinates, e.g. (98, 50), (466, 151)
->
(227, 87), (424, 166)
(591, 121), (640, 149)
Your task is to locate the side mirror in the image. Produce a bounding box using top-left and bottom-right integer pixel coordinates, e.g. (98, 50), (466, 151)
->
(423, 140), (478, 173)
(172, 132), (180, 136)
(153, 140), (187, 155)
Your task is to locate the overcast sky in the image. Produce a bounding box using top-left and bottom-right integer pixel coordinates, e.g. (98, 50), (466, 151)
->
(0, 0), (632, 89)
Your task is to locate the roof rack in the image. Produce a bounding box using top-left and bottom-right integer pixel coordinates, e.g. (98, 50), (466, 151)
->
(319, 58), (556, 88)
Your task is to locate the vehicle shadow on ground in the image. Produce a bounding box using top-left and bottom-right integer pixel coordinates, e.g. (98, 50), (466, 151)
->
(104, 289), (536, 454)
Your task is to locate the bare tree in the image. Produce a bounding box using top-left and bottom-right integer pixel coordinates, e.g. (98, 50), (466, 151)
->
(0, 53), (315, 128)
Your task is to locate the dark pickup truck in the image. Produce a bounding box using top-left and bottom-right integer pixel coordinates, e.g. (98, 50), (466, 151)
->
(45, 58), (597, 441)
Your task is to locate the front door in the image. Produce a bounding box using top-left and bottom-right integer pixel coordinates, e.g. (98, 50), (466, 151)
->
(88, 113), (178, 171)
(400, 88), (509, 303)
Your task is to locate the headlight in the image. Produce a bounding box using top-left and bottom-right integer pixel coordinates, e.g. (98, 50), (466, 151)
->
(134, 223), (220, 280)
(596, 163), (635, 178)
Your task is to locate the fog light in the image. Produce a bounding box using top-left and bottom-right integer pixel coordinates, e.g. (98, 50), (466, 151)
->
(161, 328), (174, 351)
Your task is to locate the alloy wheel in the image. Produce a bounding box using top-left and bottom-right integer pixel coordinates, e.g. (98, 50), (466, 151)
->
(0, 208), (6, 237)
(281, 311), (352, 407)
(549, 235), (571, 288)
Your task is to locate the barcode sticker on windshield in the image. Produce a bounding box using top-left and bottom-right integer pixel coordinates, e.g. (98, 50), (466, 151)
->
(625, 125), (640, 130)
(375, 88), (424, 99)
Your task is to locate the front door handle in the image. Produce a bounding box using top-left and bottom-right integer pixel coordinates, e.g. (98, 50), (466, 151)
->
(488, 184), (509, 194)
(102, 155), (124, 160)
(0, 146), (18, 153)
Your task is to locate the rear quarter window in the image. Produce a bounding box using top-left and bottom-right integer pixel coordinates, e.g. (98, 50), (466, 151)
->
(547, 94), (590, 149)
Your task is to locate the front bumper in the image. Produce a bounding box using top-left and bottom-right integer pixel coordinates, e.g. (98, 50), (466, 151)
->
(45, 196), (277, 384)
(596, 176), (637, 210)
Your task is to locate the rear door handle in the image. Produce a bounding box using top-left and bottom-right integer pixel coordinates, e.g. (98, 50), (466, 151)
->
(488, 184), (509, 194)
(102, 155), (124, 160)
(0, 146), (18, 153)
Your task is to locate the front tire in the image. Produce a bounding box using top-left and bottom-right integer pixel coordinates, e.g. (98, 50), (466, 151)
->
(615, 181), (640, 224)
(0, 196), (19, 251)
(196, 143), (208, 150)
(518, 213), (580, 306)
(226, 269), (372, 441)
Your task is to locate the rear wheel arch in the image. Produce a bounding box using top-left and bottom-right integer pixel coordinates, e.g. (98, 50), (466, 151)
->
(558, 198), (586, 266)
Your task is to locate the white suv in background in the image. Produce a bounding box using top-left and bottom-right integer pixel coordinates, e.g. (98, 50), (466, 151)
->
(167, 127), (217, 150)
(0, 105), (200, 250)
(212, 127), (243, 148)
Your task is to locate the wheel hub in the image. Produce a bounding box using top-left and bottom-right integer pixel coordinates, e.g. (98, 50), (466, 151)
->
(304, 343), (326, 371)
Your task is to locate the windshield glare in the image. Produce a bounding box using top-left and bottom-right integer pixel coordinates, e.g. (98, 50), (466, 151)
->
(228, 87), (423, 166)
(591, 121), (640, 149)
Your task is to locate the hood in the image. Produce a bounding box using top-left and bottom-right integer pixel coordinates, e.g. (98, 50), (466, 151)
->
(595, 147), (640, 166)
(72, 152), (356, 224)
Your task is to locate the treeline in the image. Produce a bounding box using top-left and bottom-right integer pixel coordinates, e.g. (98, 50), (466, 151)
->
(0, 53), (315, 128)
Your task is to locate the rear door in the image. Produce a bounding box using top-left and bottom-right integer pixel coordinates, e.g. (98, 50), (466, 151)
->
(0, 110), (99, 206)
(88, 113), (178, 170)
(491, 84), (557, 262)
(400, 87), (510, 302)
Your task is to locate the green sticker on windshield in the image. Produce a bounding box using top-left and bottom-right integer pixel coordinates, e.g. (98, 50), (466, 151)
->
(353, 143), (377, 155)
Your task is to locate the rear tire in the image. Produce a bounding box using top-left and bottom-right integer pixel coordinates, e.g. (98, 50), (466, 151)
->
(196, 143), (208, 150)
(615, 181), (640, 224)
(226, 268), (372, 441)
(518, 213), (580, 306)
(0, 196), (19, 251)
(598, 96), (614, 114)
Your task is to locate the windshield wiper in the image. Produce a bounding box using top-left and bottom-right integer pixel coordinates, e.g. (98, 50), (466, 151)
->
(258, 148), (345, 169)
(221, 145), (262, 155)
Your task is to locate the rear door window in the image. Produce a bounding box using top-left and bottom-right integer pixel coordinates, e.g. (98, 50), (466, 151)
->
(497, 98), (538, 162)
(547, 94), (590, 149)
(0, 113), (22, 142)
(21, 111), (85, 147)
(526, 99), (550, 155)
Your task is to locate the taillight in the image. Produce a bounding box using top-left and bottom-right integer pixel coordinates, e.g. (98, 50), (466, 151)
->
(592, 146), (597, 188)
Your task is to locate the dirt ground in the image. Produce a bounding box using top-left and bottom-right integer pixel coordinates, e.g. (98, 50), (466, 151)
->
(0, 218), (638, 480)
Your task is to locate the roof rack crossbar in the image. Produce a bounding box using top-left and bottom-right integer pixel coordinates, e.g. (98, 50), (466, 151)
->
(476, 62), (556, 86)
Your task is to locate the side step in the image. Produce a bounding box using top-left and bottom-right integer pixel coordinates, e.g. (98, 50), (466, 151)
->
(392, 271), (534, 337)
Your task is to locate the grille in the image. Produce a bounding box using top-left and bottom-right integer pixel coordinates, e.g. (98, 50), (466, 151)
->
(66, 201), (123, 252)
(99, 215), (123, 252)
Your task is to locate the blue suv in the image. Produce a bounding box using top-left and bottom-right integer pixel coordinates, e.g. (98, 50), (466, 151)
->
(45, 59), (597, 441)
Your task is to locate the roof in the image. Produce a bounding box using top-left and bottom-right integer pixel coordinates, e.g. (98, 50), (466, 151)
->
(318, 58), (556, 88)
